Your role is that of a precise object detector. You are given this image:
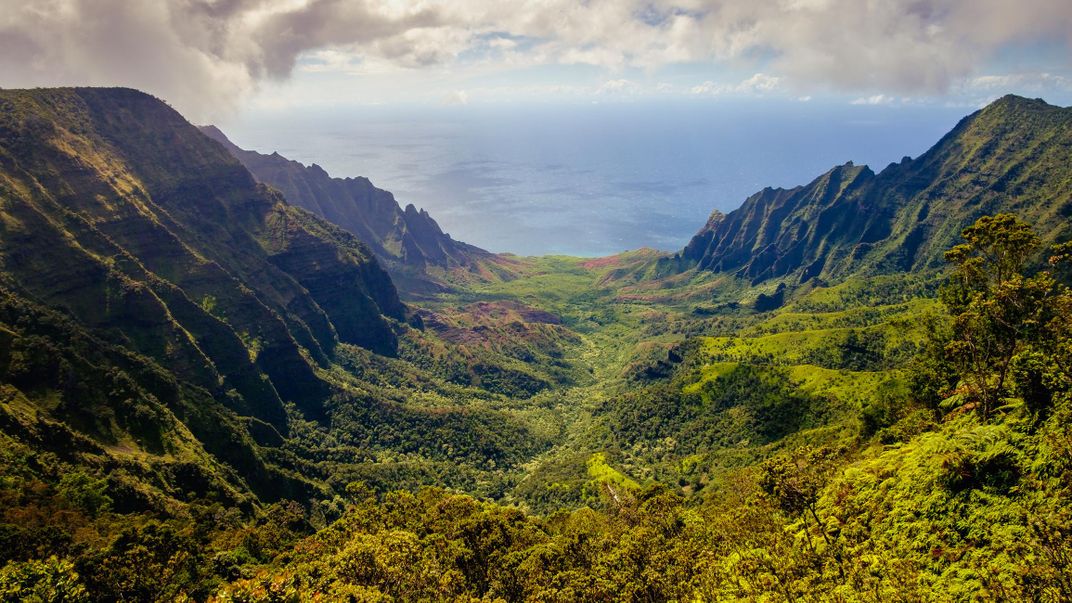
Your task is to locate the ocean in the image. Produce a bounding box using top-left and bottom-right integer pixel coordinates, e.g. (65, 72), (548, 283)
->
(218, 99), (968, 257)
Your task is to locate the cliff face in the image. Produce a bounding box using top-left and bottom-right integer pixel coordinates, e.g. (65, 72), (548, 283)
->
(0, 88), (410, 501)
(200, 126), (487, 293)
(678, 162), (887, 282)
(675, 95), (1072, 284)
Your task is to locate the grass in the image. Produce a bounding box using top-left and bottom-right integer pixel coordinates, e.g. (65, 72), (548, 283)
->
(586, 452), (640, 490)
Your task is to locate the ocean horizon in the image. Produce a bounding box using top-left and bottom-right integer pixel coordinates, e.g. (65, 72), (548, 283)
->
(219, 99), (968, 257)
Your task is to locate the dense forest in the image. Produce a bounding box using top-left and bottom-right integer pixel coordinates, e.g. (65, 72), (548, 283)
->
(1, 88), (1072, 601)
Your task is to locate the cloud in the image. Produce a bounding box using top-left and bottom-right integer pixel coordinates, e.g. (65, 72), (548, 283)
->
(442, 90), (470, 105)
(736, 73), (780, 94)
(851, 94), (896, 105)
(970, 72), (1072, 91)
(459, 0), (1072, 97)
(487, 37), (518, 50)
(0, 0), (1071, 118)
(692, 0), (1071, 97)
(596, 79), (640, 95)
(0, 0), (443, 119)
(689, 73), (781, 96)
(690, 81), (721, 95)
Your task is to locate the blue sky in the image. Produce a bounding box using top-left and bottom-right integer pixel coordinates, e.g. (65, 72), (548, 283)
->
(1, 1), (1071, 120)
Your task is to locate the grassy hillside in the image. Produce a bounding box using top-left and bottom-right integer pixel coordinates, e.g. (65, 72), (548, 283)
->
(0, 88), (611, 557)
(189, 215), (1072, 600)
(10, 217), (1059, 600)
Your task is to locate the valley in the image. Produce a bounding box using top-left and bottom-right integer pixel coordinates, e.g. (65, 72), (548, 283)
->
(0, 88), (1071, 600)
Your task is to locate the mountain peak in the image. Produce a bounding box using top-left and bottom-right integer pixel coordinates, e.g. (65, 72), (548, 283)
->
(198, 123), (230, 143)
(0, 85), (408, 427)
(973, 94), (1067, 123)
(675, 94), (1072, 285)
(987, 93), (1052, 109)
(704, 210), (727, 228)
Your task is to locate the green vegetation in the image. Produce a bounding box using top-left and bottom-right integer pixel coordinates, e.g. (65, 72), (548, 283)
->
(191, 213), (1068, 601)
(2, 88), (1072, 600)
(671, 94), (1072, 284)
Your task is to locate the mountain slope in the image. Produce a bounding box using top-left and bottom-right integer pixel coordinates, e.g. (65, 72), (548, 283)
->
(0, 87), (415, 503)
(0, 87), (571, 519)
(673, 95), (1072, 284)
(200, 125), (489, 293)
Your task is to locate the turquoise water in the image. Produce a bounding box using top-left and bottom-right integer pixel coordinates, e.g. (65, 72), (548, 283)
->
(219, 100), (967, 256)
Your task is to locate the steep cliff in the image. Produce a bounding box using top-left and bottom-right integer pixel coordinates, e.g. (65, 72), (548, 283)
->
(674, 95), (1072, 284)
(200, 125), (488, 293)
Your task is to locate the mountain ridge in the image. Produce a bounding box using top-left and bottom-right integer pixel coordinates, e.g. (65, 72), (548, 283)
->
(199, 125), (490, 294)
(0, 86), (419, 503)
(0, 87), (563, 519)
(671, 94), (1072, 286)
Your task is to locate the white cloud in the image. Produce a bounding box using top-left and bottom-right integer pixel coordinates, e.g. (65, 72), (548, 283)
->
(442, 90), (470, 105)
(488, 37), (518, 50)
(737, 73), (781, 94)
(970, 72), (1072, 90)
(851, 94), (895, 105)
(0, 0), (442, 119)
(690, 73), (781, 97)
(690, 81), (721, 96)
(596, 79), (640, 95)
(1, 0), (1071, 118)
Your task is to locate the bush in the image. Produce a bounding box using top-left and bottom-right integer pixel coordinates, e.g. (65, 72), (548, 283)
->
(0, 556), (89, 603)
(56, 472), (111, 516)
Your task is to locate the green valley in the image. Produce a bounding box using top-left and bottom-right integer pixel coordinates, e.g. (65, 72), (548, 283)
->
(1, 88), (1071, 601)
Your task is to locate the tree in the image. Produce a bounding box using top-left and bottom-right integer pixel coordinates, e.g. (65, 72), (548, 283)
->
(56, 472), (111, 517)
(758, 445), (843, 580)
(940, 214), (1065, 418)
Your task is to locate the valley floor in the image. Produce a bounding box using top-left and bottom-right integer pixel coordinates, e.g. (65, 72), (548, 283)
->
(419, 254), (935, 510)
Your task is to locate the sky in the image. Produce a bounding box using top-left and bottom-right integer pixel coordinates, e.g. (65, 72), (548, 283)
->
(2, 1), (1072, 121)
